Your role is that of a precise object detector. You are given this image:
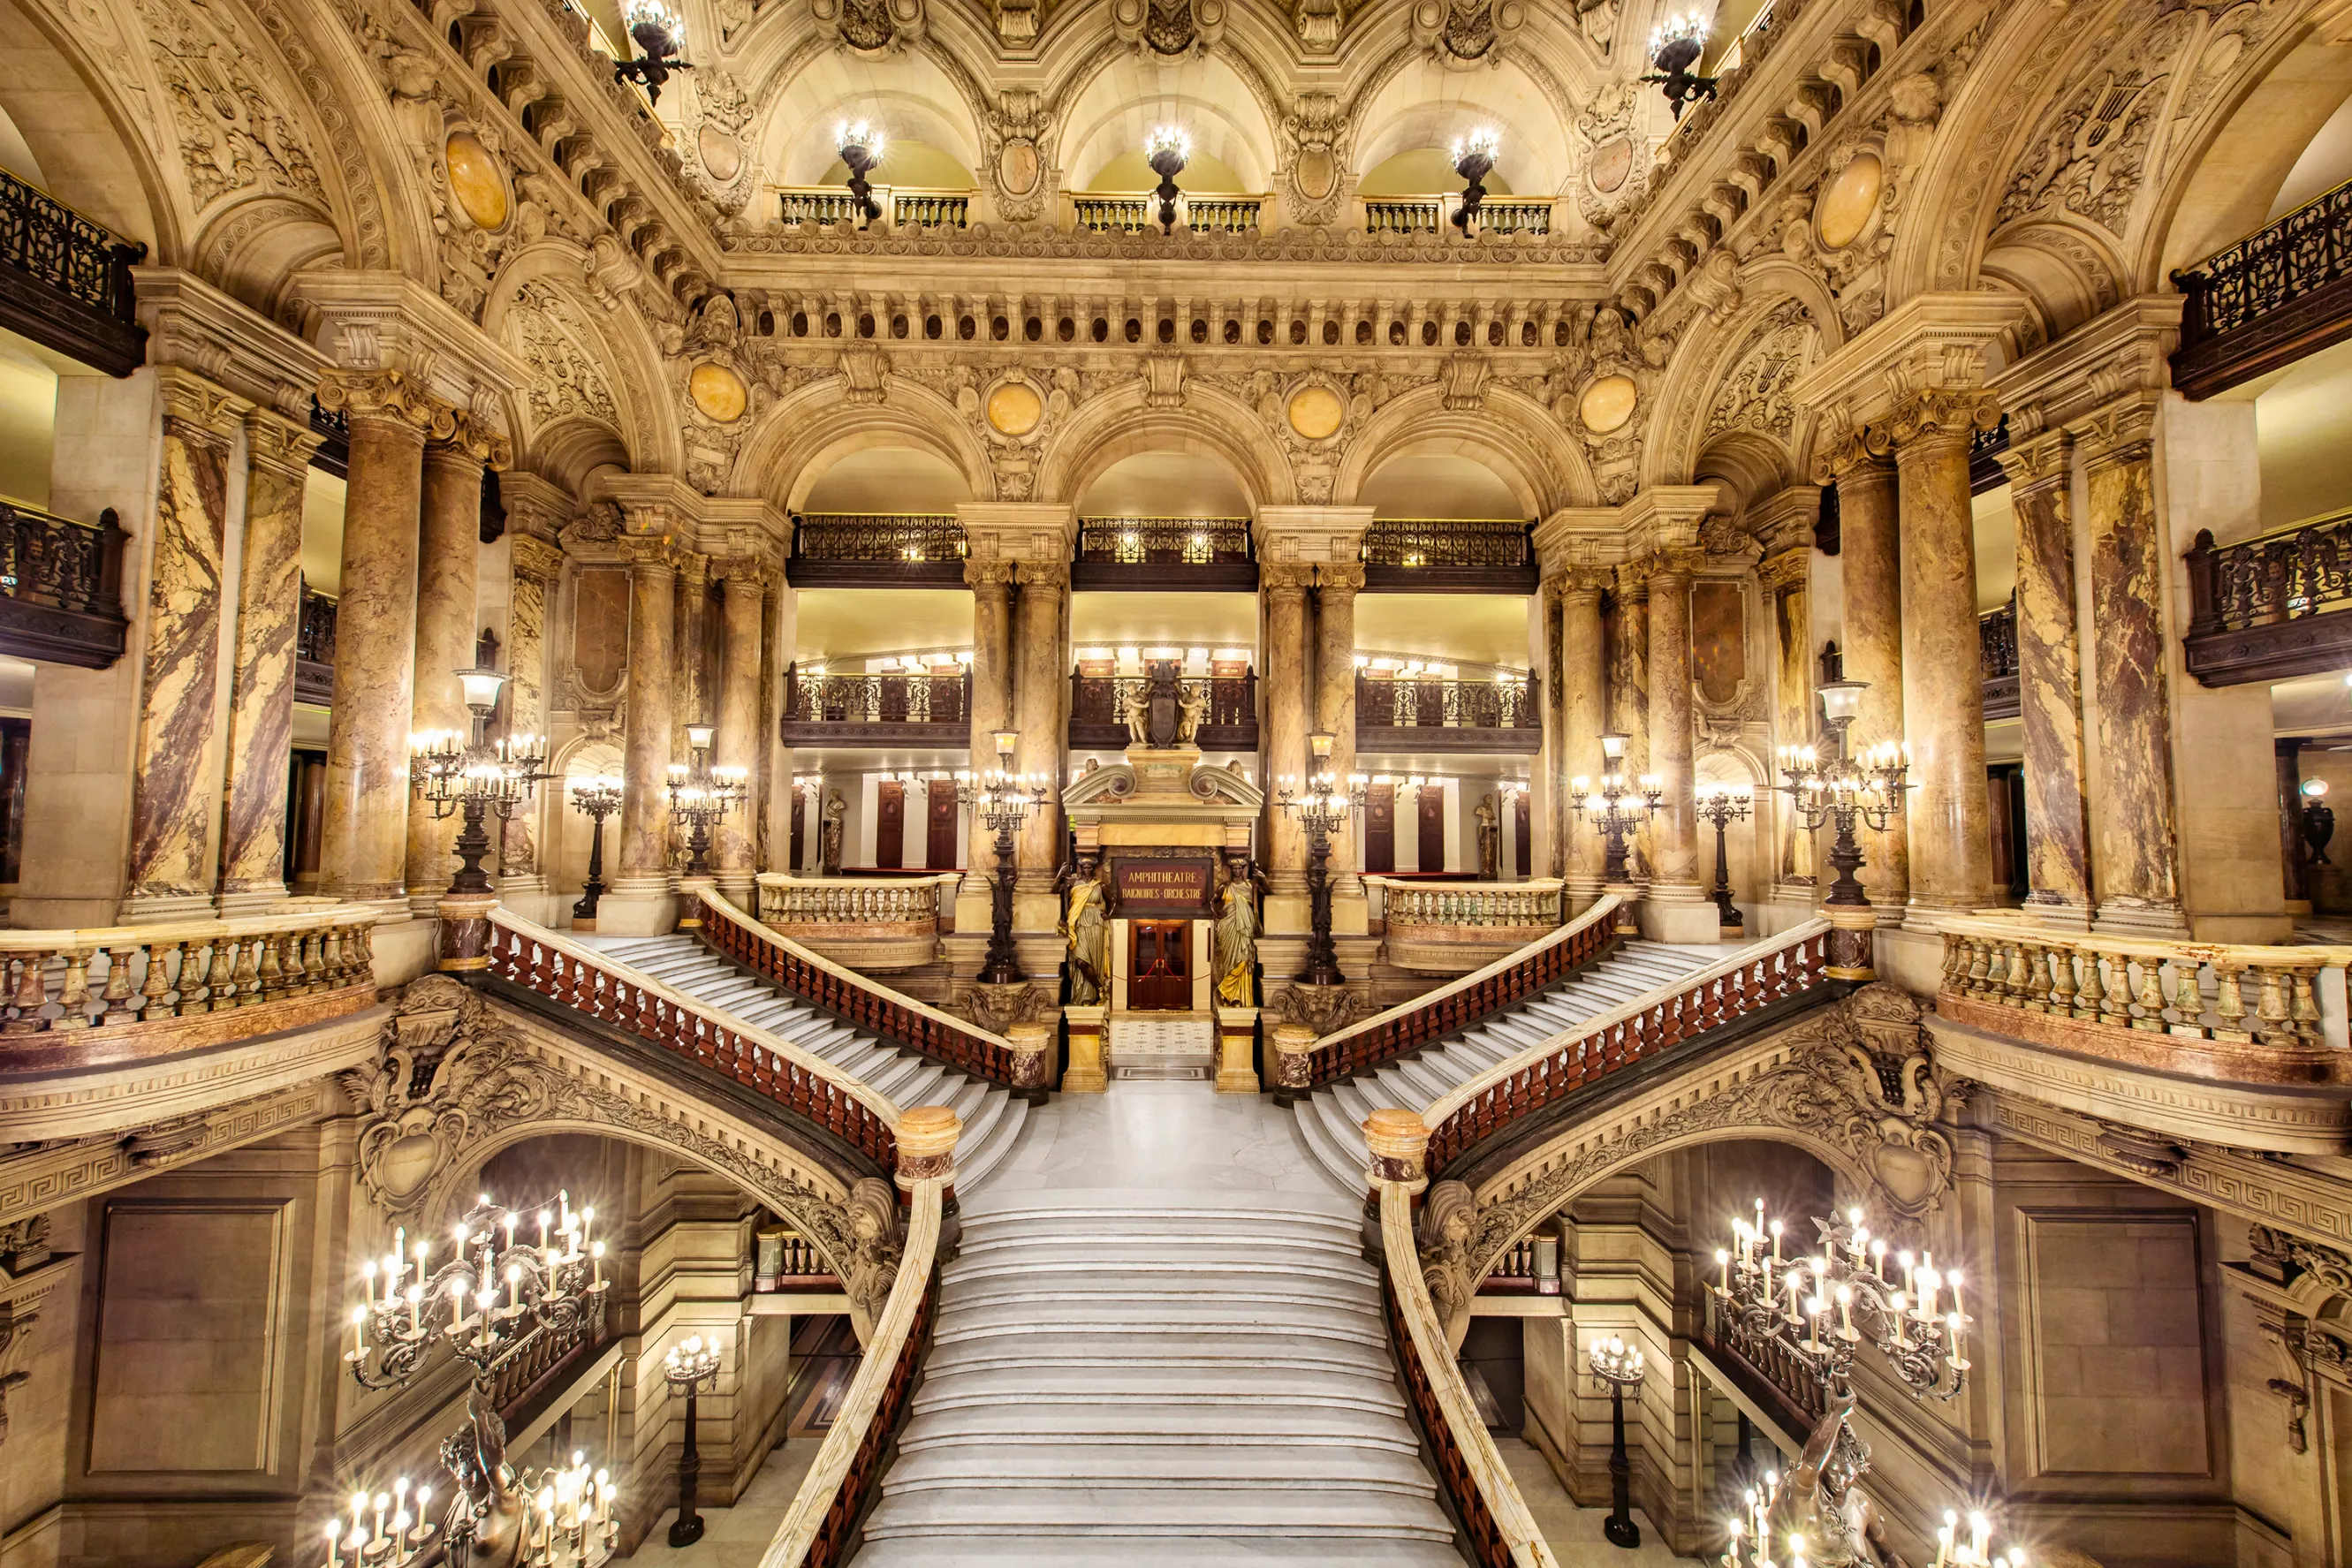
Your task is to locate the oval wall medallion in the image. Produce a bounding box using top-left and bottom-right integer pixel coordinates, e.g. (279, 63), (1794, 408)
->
(987, 382), (1043, 436)
(1816, 152), (1884, 251)
(444, 131), (511, 231)
(1580, 374), (1638, 435)
(689, 362), (748, 423)
(1296, 148), (1337, 202)
(1589, 135), (1633, 195)
(1286, 384), (1346, 441)
(998, 139), (1041, 197)
(698, 125), (745, 183)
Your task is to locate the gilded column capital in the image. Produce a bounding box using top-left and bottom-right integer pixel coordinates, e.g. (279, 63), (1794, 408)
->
(1872, 387), (2001, 456)
(2072, 392), (2159, 472)
(1317, 562), (1366, 595)
(1995, 428), (2075, 495)
(156, 364), (250, 445)
(620, 534), (680, 575)
(964, 557), (1019, 591)
(316, 368), (436, 433)
(1757, 547), (1811, 595)
(242, 405), (323, 479)
(510, 531), (566, 586)
(1262, 559), (1318, 595)
(1650, 544), (1707, 581)
(1013, 557), (1070, 592)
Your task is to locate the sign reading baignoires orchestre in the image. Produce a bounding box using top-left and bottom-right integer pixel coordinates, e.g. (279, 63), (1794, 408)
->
(1112, 853), (1216, 916)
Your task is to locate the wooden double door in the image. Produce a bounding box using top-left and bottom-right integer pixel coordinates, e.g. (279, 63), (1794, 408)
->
(1362, 784), (1446, 873)
(874, 779), (961, 869)
(1127, 920), (1192, 1011)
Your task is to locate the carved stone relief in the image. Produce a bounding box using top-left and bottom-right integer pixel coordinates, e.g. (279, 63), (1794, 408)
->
(813, 0), (926, 53)
(682, 71), (760, 216)
(1704, 299), (1818, 443)
(505, 282), (624, 436)
(1412, 0), (1527, 67)
(1278, 94), (1353, 228)
(1113, 0), (1226, 56)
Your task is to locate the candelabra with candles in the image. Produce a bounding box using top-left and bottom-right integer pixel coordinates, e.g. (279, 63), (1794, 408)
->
(1572, 731), (1663, 887)
(1776, 678), (1908, 978)
(1695, 782), (1756, 932)
(837, 119), (886, 222)
(668, 722), (748, 880)
(501, 1452), (620, 1568)
(663, 1335), (725, 1547)
(1718, 1482), (2028, 1568)
(319, 1478), (436, 1568)
(1587, 1335), (1647, 1549)
(410, 667), (550, 898)
(1451, 126), (1500, 233)
(569, 776), (624, 924)
(958, 730), (1052, 986)
(1146, 125), (1191, 234)
(1276, 731), (1369, 988)
(612, 0), (692, 102)
(1644, 10), (1718, 117)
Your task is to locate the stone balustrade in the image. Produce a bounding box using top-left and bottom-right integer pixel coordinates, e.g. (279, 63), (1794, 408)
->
(1935, 914), (2352, 1086)
(1372, 877), (1565, 975)
(0, 904), (379, 1069)
(755, 874), (949, 972)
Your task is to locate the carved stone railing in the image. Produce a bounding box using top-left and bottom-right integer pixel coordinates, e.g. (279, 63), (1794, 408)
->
(2174, 177), (2352, 398)
(1357, 671), (1541, 754)
(1360, 197), (1553, 239)
(1371, 878), (1565, 976)
(1072, 515), (1255, 588)
(482, 910), (901, 1172)
(0, 165), (145, 375)
(763, 1172), (940, 1568)
(1069, 669), (1258, 752)
(1070, 193), (1264, 234)
(695, 888), (1041, 1095)
(0, 501), (127, 669)
(782, 667), (969, 746)
(1422, 921), (1833, 1181)
(755, 874), (945, 972)
(0, 904), (379, 1071)
(1979, 594), (2018, 720)
(1935, 913), (2352, 1086)
(1361, 518), (1537, 591)
(1297, 895), (1625, 1091)
(296, 581), (337, 705)
(787, 513), (968, 587)
(773, 186), (975, 230)
(2181, 513), (2352, 686)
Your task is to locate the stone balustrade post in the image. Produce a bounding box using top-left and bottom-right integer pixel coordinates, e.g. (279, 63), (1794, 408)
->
(894, 1104), (962, 1200)
(1363, 1107), (1430, 1198)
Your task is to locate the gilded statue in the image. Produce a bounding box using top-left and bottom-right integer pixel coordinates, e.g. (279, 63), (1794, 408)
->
(1214, 854), (1267, 1006)
(1059, 856), (1111, 1005)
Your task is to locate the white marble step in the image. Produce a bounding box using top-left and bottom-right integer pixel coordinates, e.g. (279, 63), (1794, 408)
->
(882, 1442), (1436, 1491)
(860, 1487), (1458, 1542)
(897, 1404), (1424, 1450)
(933, 1279), (1385, 1327)
(855, 1539), (1462, 1567)
(922, 1329), (1399, 1379)
(908, 1364), (1410, 1419)
(942, 1246), (1378, 1288)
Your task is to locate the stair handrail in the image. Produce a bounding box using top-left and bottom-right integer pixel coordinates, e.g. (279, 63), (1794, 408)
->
(1306, 892), (1627, 1087)
(692, 886), (1028, 1089)
(1379, 1178), (1560, 1568)
(1422, 919), (1833, 1179)
(482, 910), (900, 1170)
(759, 1173), (942, 1568)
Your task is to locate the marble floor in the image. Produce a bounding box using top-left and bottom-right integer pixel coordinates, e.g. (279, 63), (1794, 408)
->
(1498, 1437), (1699, 1566)
(635, 1438), (823, 1568)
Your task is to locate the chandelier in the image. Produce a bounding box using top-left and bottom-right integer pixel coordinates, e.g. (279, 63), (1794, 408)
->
(1571, 731), (1661, 884)
(1643, 10), (1719, 117)
(958, 730), (1052, 986)
(837, 119), (886, 223)
(1451, 126), (1500, 233)
(1146, 124), (1191, 234)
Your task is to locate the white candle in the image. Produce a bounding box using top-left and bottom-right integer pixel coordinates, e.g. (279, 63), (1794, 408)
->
(373, 1494), (388, 1545)
(406, 1284), (421, 1333)
(1948, 1269), (1964, 1323)
(1836, 1284), (1854, 1337)
(506, 1263), (522, 1312)
(352, 1305), (367, 1358)
(1769, 1218), (1783, 1263)
(327, 1522), (342, 1568)
(592, 1241), (604, 1288)
(1717, 1248), (1730, 1293)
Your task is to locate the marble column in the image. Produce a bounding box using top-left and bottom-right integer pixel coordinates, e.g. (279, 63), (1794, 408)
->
(292, 754), (328, 892)
(713, 564), (767, 901)
(1263, 562), (1313, 893)
(123, 368), (247, 920)
(499, 529), (565, 899)
(2082, 400), (2185, 933)
(673, 551), (712, 739)
(1645, 550), (1703, 899)
(1314, 564), (1362, 894)
(1559, 569), (1610, 896)
(1012, 560), (1068, 888)
(404, 425), (494, 910)
(616, 539), (679, 905)
(1759, 546), (1817, 898)
(1829, 450), (1908, 912)
(964, 560), (1016, 896)
(215, 408), (322, 912)
(1998, 431), (2093, 924)
(1608, 563), (1651, 877)
(1891, 394), (1995, 918)
(317, 374), (435, 911)
(761, 579), (798, 876)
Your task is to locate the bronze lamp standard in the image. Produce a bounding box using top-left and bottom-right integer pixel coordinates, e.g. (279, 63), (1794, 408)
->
(1694, 781), (1756, 932)
(1277, 730), (1368, 988)
(661, 1335), (723, 1548)
(1450, 126), (1499, 233)
(667, 722), (748, 881)
(409, 666), (550, 899)
(1146, 124), (1191, 234)
(1587, 1335), (1647, 1549)
(568, 776), (623, 925)
(1775, 678), (1909, 978)
(836, 119), (886, 223)
(1643, 10), (1718, 117)
(1570, 731), (1662, 886)
(612, 0), (693, 103)
(959, 729), (1051, 986)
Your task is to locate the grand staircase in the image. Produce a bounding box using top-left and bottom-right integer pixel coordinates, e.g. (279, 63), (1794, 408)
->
(1292, 937), (1718, 1192)
(588, 934), (1029, 1186)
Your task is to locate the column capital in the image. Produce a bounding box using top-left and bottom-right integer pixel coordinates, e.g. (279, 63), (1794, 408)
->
(715, 556), (776, 593)
(1757, 547), (1811, 594)
(1263, 558), (1318, 595)
(1013, 557), (1070, 591)
(2071, 391), (2160, 471)
(621, 534), (680, 575)
(1547, 564), (1615, 600)
(1995, 428), (2075, 495)
(136, 266), (330, 422)
(1317, 562), (1366, 595)
(964, 557), (1019, 590)
(1745, 485), (1822, 557)
(1812, 428), (1893, 484)
(316, 367), (437, 434)
(242, 405), (324, 479)
(1614, 558), (1652, 599)
(511, 530), (566, 585)
(155, 364), (251, 444)
(427, 406), (512, 470)
(674, 549), (711, 589)
(1873, 387), (2001, 457)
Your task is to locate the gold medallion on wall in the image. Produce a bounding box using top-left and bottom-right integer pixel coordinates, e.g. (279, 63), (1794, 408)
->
(986, 380), (1044, 436)
(689, 362), (749, 423)
(1814, 148), (1885, 252)
(444, 129), (512, 231)
(1286, 383), (1346, 441)
(1578, 374), (1639, 435)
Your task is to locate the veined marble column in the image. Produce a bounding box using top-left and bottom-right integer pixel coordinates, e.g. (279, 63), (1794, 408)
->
(1608, 563), (1651, 877)
(1559, 569), (1610, 896)
(761, 579), (798, 876)
(1829, 450), (1908, 913)
(1315, 564), (1362, 894)
(615, 539), (679, 906)
(124, 368), (248, 920)
(964, 560), (1016, 896)
(1759, 547), (1817, 897)
(317, 372), (436, 911)
(673, 551), (712, 743)
(2083, 400), (2185, 933)
(1999, 431), (2093, 923)
(1891, 394), (1996, 918)
(1645, 550), (1704, 905)
(215, 408), (322, 912)
(1012, 559), (1067, 888)
(713, 564), (767, 900)
(499, 529), (565, 900)
(405, 424), (496, 910)
(1263, 562), (1312, 892)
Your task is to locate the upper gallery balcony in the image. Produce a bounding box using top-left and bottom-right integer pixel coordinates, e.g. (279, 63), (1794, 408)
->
(0, 165), (146, 376)
(2173, 178), (2352, 399)
(1356, 664), (1540, 754)
(2181, 510), (2352, 686)
(768, 182), (1567, 242)
(786, 511), (969, 587)
(1072, 516), (1256, 591)
(1980, 594), (2018, 720)
(1069, 649), (1258, 752)
(1360, 518), (1536, 594)
(0, 500), (128, 669)
(296, 579), (336, 705)
(781, 659), (970, 747)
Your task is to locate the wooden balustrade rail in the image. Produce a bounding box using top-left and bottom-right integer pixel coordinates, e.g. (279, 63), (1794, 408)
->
(695, 889), (1026, 1089)
(761, 1178), (942, 1568)
(1694, 1307), (1825, 1428)
(0, 904), (379, 1069)
(1423, 921), (1833, 1180)
(483, 911), (899, 1172)
(1306, 894), (1626, 1087)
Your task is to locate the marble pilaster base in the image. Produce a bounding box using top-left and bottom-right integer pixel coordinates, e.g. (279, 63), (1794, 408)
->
(118, 890), (220, 925)
(2092, 896), (2190, 939)
(596, 875), (680, 936)
(1635, 892), (1725, 944)
(2021, 892), (2092, 931)
(1263, 892), (1369, 936)
(212, 884), (288, 917)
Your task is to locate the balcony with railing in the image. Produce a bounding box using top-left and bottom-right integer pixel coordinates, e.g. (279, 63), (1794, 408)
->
(774, 185), (975, 230)
(1356, 670), (1541, 754)
(781, 663), (970, 746)
(1361, 195), (1555, 238)
(1371, 877), (1565, 974)
(2181, 510), (2352, 685)
(2173, 177), (2352, 398)
(755, 873), (951, 972)
(1069, 665), (1259, 753)
(0, 166), (146, 376)
(295, 581), (336, 704)
(0, 502), (126, 669)
(1068, 193), (1265, 234)
(1361, 518), (1537, 593)
(1073, 515), (1255, 590)
(786, 512), (969, 587)
(1980, 593), (2017, 720)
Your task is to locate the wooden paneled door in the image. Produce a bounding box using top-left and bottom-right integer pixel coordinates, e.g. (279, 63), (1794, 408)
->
(926, 778), (960, 869)
(1417, 786), (1445, 872)
(1128, 920), (1192, 1010)
(876, 780), (905, 868)
(1364, 784), (1396, 874)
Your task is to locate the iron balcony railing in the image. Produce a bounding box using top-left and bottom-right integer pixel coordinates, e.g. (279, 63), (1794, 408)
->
(783, 667), (969, 739)
(787, 512), (969, 587)
(0, 500), (127, 668)
(2185, 511), (2352, 635)
(1076, 516), (1251, 564)
(296, 581), (336, 704)
(1069, 669), (1258, 752)
(2173, 177), (2352, 397)
(1356, 671), (1540, 732)
(1362, 518), (1532, 568)
(0, 166), (146, 375)
(1979, 593), (2017, 720)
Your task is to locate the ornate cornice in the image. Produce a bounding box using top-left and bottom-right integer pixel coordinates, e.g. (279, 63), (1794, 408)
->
(510, 531), (567, 585)
(1990, 294), (2181, 440)
(244, 407), (325, 479)
(154, 365), (252, 444)
(1993, 428), (2072, 495)
(136, 267), (330, 422)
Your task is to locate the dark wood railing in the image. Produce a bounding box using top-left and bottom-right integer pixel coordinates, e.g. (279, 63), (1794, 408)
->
(0, 502), (126, 668)
(1362, 519), (1538, 592)
(0, 166), (145, 375)
(2181, 513), (2352, 686)
(1069, 669), (1259, 751)
(805, 1281), (930, 1568)
(296, 582), (336, 704)
(787, 513), (968, 587)
(482, 913), (899, 1172)
(1424, 924), (1832, 1181)
(1306, 895), (1625, 1087)
(1979, 595), (2017, 720)
(782, 666), (968, 746)
(2174, 178), (2352, 398)
(1357, 671), (1541, 754)
(1694, 1301), (1825, 1428)
(1386, 1274), (1517, 1567)
(490, 1322), (611, 1419)
(694, 888), (1025, 1089)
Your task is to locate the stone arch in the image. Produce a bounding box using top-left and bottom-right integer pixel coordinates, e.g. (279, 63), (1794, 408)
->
(1645, 279), (1829, 489)
(735, 381), (995, 510)
(1349, 50), (1578, 199)
(1054, 50), (1283, 193)
(1978, 223), (2124, 345)
(482, 242), (674, 473)
(1692, 430), (1797, 514)
(1333, 390), (1589, 516)
(745, 43), (990, 189)
(1034, 383), (1292, 509)
(0, 0), (180, 259)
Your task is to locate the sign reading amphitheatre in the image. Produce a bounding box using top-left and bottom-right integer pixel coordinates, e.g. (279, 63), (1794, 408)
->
(1112, 855), (1215, 916)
